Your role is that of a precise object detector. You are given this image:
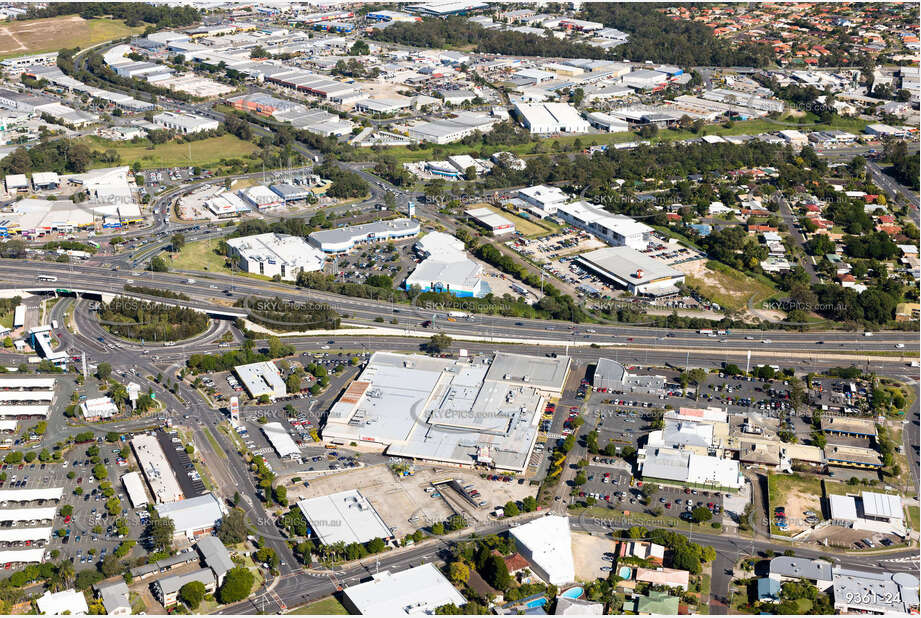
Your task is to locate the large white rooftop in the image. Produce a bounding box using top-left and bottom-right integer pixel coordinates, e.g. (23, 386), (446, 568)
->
(342, 562), (465, 614)
(262, 422), (300, 459)
(323, 352), (569, 473)
(509, 515), (575, 585)
(296, 489), (392, 546)
(226, 233), (324, 274)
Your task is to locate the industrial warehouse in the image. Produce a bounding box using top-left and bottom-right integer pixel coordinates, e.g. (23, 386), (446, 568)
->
(308, 218), (420, 253)
(575, 246), (686, 296)
(322, 351), (570, 472)
(225, 232), (325, 281)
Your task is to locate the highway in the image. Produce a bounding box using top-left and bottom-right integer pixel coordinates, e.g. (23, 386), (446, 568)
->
(2, 261), (917, 357)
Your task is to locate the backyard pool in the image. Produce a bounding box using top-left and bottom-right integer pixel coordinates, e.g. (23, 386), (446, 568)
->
(561, 587), (584, 599)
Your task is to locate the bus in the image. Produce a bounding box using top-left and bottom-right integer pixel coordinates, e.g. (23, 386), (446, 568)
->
(36, 275), (58, 282)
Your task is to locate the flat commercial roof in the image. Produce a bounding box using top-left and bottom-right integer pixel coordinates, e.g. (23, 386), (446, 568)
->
(0, 406), (49, 417)
(577, 246), (684, 288)
(820, 417), (877, 436)
(0, 391), (54, 402)
(829, 494), (858, 521)
(234, 361), (286, 400)
(769, 556), (833, 581)
(861, 491), (903, 520)
(465, 207), (515, 233)
(121, 471), (149, 508)
(486, 352), (571, 393)
(344, 563), (466, 614)
(0, 488), (63, 502)
(323, 352), (569, 472)
(308, 218), (420, 252)
(131, 434), (184, 503)
(824, 444), (883, 466)
(297, 490), (392, 546)
(156, 493), (224, 536)
(262, 422), (300, 459)
(509, 515), (575, 585)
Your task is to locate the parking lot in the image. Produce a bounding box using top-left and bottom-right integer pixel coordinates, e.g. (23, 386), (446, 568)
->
(0, 438), (149, 568)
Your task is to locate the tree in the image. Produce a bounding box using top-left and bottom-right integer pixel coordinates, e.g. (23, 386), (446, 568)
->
(672, 544), (702, 574)
(148, 255), (168, 272)
(691, 506), (712, 523)
(179, 580), (206, 609)
(148, 514), (174, 553)
(95, 362), (112, 381)
(503, 501), (519, 517)
(218, 508), (248, 545)
(425, 333), (452, 354)
(218, 567), (255, 604)
(170, 233), (185, 253)
(448, 561), (469, 585)
(482, 554), (512, 591)
(99, 553), (121, 577)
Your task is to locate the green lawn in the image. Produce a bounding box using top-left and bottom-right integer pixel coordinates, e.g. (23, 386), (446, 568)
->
(0, 16), (146, 60)
(165, 238), (232, 273)
(80, 134), (259, 170)
(287, 596), (349, 615)
(768, 473), (823, 504)
(907, 505), (919, 532)
(0, 310), (13, 329)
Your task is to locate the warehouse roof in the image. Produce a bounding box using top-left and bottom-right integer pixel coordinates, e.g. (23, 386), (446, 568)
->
(156, 493), (224, 536)
(296, 490), (391, 546)
(770, 556), (832, 581)
(262, 422), (300, 459)
(577, 246), (684, 287)
(861, 491), (903, 520)
(342, 562), (465, 615)
(509, 515), (575, 586)
(829, 494), (858, 521)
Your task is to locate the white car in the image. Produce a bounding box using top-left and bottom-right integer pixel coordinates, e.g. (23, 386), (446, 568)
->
(895, 344), (904, 349)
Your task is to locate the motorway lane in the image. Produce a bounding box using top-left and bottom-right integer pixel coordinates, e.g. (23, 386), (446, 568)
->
(1, 260), (917, 352)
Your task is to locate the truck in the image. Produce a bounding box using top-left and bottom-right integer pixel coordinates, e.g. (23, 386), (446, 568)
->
(50, 320), (58, 329)
(186, 278), (196, 285)
(863, 332), (873, 337)
(698, 329), (714, 335)
(448, 311), (468, 319)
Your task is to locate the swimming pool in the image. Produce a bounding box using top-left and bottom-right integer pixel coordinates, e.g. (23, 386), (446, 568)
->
(525, 597), (548, 609)
(561, 587), (584, 599)
(619, 566), (633, 579)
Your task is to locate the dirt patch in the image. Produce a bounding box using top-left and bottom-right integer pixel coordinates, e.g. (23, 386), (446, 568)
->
(571, 531), (618, 582)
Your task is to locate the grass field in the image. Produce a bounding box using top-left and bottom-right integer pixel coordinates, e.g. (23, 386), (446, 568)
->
(287, 597), (349, 615)
(81, 135), (259, 170)
(0, 16), (145, 59)
(908, 505), (919, 532)
(165, 238), (231, 273)
(685, 260), (777, 313)
(0, 310), (13, 329)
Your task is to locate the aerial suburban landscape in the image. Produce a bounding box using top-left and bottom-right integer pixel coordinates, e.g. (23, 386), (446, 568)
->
(0, 0), (917, 615)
